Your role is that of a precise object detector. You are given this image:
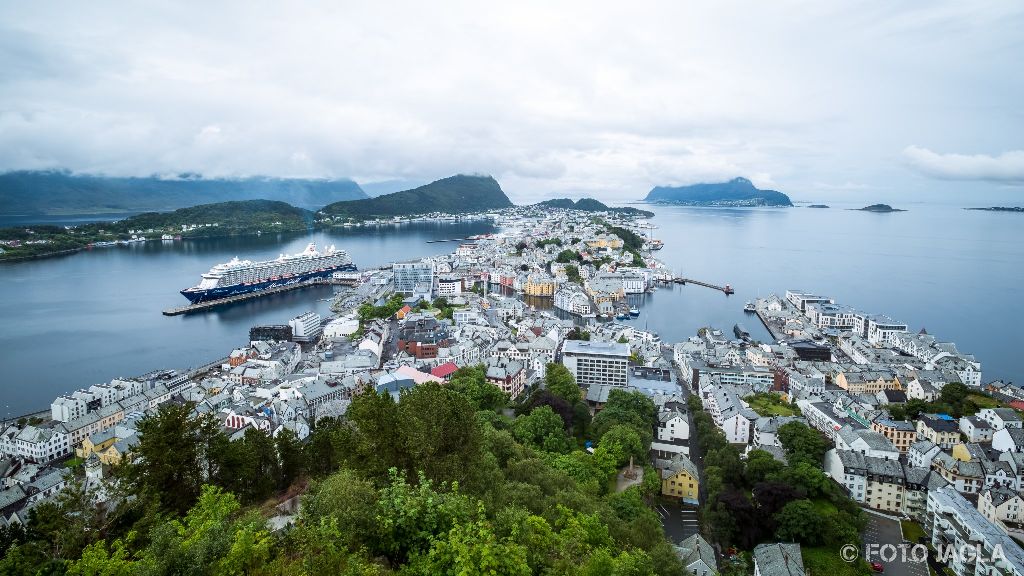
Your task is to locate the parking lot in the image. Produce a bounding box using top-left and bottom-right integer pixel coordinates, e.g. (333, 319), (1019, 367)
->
(862, 514), (929, 576)
(657, 502), (700, 543)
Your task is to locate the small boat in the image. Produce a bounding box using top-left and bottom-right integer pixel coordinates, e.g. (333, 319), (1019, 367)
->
(744, 302), (756, 313)
(629, 307), (639, 317)
(616, 313), (630, 320)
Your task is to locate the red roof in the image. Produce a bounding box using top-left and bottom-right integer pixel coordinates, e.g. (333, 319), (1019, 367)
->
(1009, 400), (1024, 411)
(431, 362), (459, 378)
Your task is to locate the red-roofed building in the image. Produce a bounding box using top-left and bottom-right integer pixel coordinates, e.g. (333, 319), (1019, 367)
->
(396, 305), (412, 320)
(1009, 400), (1024, 412)
(431, 362), (459, 381)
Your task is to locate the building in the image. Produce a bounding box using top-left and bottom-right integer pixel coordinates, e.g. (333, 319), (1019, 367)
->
(824, 449), (906, 513)
(0, 425), (71, 463)
(523, 273), (556, 297)
(288, 311), (322, 343)
(836, 426), (901, 460)
(394, 262), (434, 295)
(652, 407), (690, 458)
(561, 341), (629, 389)
(977, 408), (1024, 432)
(994, 428), (1024, 454)
(554, 288), (592, 316)
(675, 534), (717, 576)
(753, 543), (805, 576)
(926, 486), (1024, 576)
(658, 454), (699, 504)
(435, 275), (463, 297)
(871, 419), (918, 453)
(397, 317), (451, 359)
(484, 357), (526, 399)
(834, 370), (901, 394)
(961, 416), (995, 443)
(785, 290), (833, 313)
(918, 415), (961, 449)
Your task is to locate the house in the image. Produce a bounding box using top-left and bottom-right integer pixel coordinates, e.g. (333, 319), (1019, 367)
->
(993, 427), (1024, 454)
(824, 449), (906, 513)
(834, 370), (901, 394)
(753, 416), (803, 449)
(908, 439), (942, 468)
(870, 419), (917, 453)
(674, 534), (717, 576)
(906, 377), (940, 402)
(917, 415), (961, 449)
(753, 543), (805, 576)
(835, 425), (900, 461)
(977, 487), (1024, 534)
(932, 452), (984, 494)
(430, 362), (459, 381)
(658, 454), (699, 504)
(484, 357), (526, 399)
(652, 407), (690, 458)
(960, 416), (995, 443)
(977, 408), (1023, 432)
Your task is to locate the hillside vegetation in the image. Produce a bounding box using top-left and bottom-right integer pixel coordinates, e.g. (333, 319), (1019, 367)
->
(320, 175), (513, 219)
(0, 366), (688, 575)
(0, 170), (366, 216)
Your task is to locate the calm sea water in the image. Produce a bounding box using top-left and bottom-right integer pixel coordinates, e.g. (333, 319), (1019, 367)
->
(0, 205), (1020, 416)
(0, 222), (495, 417)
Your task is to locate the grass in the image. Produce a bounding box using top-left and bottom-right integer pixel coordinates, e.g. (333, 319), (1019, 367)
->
(968, 394), (1002, 409)
(745, 393), (799, 417)
(900, 519), (926, 543)
(63, 457), (84, 468)
(802, 546), (871, 576)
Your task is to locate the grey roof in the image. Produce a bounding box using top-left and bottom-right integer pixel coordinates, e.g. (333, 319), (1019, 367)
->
(983, 486), (1022, 507)
(990, 408), (1022, 422)
(659, 453), (699, 480)
(753, 543), (805, 576)
(999, 427), (1024, 446)
(562, 340), (630, 357)
(675, 534), (717, 572)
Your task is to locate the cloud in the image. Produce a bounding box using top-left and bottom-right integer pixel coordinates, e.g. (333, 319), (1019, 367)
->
(902, 146), (1024, 184)
(0, 2), (1021, 202)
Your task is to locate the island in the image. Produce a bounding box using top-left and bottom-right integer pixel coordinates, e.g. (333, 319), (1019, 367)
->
(855, 204), (905, 213)
(319, 174), (513, 221)
(966, 206), (1024, 213)
(807, 204), (830, 208)
(536, 197), (654, 217)
(0, 170), (366, 216)
(643, 177), (793, 207)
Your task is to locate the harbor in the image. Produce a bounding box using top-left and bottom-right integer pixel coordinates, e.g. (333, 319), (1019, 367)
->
(162, 275), (360, 316)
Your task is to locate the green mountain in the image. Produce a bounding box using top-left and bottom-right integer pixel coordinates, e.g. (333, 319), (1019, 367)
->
(536, 197), (654, 217)
(644, 177), (792, 207)
(320, 174), (513, 219)
(0, 170), (367, 216)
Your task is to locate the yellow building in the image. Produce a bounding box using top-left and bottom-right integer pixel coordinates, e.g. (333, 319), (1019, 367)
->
(659, 454), (699, 504)
(584, 234), (624, 250)
(871, 419), (917, 453)
(835, 370), (901, 394)
(524, 273), (556, 297)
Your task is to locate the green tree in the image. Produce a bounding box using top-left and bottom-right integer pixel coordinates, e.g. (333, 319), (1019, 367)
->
(276, 428), (306, 489)
(777, 421), (829, 466)
(774, 499), (827, 545)
(545, 363), (582, 405)
(513, 406), (574, 453)
(599, 424), (645, 467)
(744, 449), (785, 486)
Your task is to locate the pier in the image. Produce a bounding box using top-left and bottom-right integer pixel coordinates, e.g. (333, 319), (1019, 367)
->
(162, 276), (359, 316)
(425, 238), (467, 244)
(671, 277), (735, 295)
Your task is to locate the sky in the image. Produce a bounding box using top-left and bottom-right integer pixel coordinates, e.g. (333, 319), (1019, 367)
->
(1, 1), (1022, 204)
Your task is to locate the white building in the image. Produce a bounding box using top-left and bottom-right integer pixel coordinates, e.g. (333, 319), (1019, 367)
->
(394, 262), (434, 295)
(561, 340), (629, 389)
(436, 275), (463, 297)
(0, 425), (71, 462)
(926, 485), (1024, 576)
(289, 311), (322, 342)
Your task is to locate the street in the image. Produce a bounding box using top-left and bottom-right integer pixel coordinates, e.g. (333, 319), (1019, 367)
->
(657, 502), (701, 544)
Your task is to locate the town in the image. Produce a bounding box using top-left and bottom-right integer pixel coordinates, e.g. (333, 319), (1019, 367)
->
(1, 205), (1021, 576)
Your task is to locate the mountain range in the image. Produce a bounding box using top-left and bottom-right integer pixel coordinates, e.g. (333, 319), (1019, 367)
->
(0, 170), (367, 216)
(645, 177), (792, 207)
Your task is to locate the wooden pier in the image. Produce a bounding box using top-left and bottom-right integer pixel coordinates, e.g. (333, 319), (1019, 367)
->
(162, 277), (359, 316)
(671, 277), (735, 294)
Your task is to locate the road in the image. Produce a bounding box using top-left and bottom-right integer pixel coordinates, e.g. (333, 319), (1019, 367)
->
(657, 502), (701, 544)
(862, 514), (928, 576)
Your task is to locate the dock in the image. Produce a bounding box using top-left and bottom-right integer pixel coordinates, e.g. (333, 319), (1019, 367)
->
(671, 277), (735, 294)
(425, 238), (467, 244)
(162, 276), (359, 316)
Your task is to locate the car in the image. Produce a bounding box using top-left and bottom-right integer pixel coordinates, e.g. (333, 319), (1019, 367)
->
(870, 562), (885, 573)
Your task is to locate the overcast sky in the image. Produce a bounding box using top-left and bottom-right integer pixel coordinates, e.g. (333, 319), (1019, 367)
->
(1, 1), (1022, 204)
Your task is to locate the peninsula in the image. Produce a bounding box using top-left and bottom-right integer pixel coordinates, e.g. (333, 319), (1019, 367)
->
(536, 197), (654, 217)
(319, 174), (513, 221)
(644, 177), (793, 207)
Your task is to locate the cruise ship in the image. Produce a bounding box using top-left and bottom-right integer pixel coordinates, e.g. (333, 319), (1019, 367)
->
(180, 243), (357, 304)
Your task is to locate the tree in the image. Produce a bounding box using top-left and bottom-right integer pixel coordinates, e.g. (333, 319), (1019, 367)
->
(545, 363), (581, 405)
(449, 366), (508, 412)
(598, 425), (645, 467)
(513, 406), (574, 453)
(774, 499), (827, 545)
(127, 403), (222, 515)
(777, 421), (829, 466)
(744, 450), (785, 486)
(276, 428), (306, 489)
(398, 383), (486, 488)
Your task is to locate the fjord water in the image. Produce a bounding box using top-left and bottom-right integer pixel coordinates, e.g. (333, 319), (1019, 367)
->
(618, 202), (1022, 389)
(0, 221), (496, 417)
(0, 205), (1021, 416)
